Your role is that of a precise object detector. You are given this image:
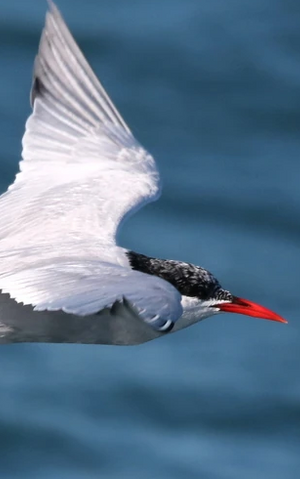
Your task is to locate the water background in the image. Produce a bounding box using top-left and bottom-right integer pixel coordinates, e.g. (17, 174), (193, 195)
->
(0, 0), (300, 477)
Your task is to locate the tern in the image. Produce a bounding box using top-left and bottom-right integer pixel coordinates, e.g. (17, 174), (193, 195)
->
(0, 2), (286, 345)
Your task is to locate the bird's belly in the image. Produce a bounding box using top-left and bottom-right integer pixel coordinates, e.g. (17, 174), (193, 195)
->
(0, 292), (161, 346)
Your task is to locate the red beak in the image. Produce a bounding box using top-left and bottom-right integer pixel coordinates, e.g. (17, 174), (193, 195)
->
(217, 296), (287, 323)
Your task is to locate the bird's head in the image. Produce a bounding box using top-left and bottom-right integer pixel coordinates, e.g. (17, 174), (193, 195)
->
(127, 251), (287, 325)
(172, 263), (287, 324)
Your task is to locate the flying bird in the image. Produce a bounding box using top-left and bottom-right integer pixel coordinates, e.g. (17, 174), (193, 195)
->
(0, 2), (286, 345)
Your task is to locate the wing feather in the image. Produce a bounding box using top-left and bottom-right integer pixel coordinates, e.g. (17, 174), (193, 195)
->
(0, 1), (161, 248)
(0, 3), (181, 330)
(0, 253), (182, 330)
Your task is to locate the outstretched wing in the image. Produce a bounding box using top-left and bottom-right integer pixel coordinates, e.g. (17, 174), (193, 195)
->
(0, 1), (160, 249)
(0, 3), (183, 331)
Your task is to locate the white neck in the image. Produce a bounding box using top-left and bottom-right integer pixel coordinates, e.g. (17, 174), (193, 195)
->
(172, 296), (222, 333)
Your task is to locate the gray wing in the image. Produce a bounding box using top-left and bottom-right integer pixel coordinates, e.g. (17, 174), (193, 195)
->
(0, 256), (183, 331)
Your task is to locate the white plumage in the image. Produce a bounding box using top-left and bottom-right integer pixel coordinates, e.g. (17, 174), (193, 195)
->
(0, 2), (183, 339)
(0, 2), (286, 344)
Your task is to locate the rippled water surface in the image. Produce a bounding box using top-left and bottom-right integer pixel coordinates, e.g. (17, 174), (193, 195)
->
(0, 1), (299, 478)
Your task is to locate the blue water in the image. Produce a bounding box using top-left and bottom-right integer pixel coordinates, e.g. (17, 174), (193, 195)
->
(0, 0), (299, 477)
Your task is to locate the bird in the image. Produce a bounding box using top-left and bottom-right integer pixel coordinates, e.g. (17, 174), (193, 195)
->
(0, 2), (286, 346)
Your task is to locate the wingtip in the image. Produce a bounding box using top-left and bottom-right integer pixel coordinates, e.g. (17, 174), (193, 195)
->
(46, 1), (64, 24)
(47, 0), (57, 13)
(30, 1), (64, 108)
